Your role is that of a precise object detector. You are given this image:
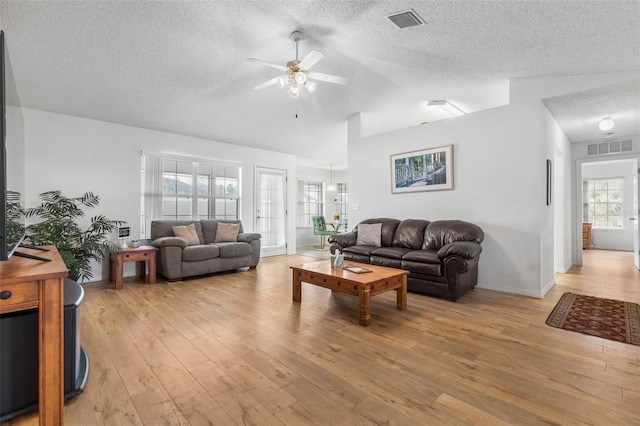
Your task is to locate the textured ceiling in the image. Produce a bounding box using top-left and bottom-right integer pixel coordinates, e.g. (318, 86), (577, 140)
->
(1, 1), (639, 168)
(543, 80), (640, 143)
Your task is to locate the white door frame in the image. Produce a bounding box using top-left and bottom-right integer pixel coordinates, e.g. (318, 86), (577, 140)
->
(575, 154), (639, 266)
(255, 166), (288, 257)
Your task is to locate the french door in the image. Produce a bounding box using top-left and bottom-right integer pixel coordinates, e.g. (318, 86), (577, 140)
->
(255, 167), (287, 257)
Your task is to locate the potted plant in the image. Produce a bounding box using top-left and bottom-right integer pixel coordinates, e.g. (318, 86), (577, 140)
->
(24, 190), (124, 282)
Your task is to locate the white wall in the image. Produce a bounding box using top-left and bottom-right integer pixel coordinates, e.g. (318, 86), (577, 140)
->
(5, 106), (25, 201)
(582, 160), (636, 251)
(348, 102), (550, 298)
(547, 109), (572, 273)
(22, 108), (298, 281)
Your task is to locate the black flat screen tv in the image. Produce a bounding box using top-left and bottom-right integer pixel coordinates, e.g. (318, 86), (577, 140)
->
(0, 30), (27, 261)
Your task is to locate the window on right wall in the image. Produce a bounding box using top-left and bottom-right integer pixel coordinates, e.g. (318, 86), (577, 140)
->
(336, 183), (348, 225)
(297, 180), (324, 227)
(583, 178), (623, 228)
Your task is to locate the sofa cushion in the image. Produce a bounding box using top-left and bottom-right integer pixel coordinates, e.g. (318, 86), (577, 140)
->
(392, 219), (430, 249)
(200, 220), (245, 244)
(356, 223), (382, 247)
(343, 245), (377, 257)
(217, 242), (252, 258)
(342, 252), (370, 263)
(172, 224), (201, 246)
(402, 249), (441, 264)
(182, 244), (220, 262)
(371, 247), (413, 260)
(215, 223), (240, 242)
(423, 220), (484, 250)
(357, 218), (400, 247)
(370, 256), (402, 269)
(152, 220), (204, 242)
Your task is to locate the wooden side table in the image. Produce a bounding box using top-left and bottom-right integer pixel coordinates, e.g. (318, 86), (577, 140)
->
(109, 245), (158, 289)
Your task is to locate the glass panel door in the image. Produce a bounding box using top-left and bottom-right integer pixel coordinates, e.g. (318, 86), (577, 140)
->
(256, 167), (287, 257)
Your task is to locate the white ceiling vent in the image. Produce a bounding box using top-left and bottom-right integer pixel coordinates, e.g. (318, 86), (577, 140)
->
(387, 10), (425, 29)
(586, 139), (633, 156)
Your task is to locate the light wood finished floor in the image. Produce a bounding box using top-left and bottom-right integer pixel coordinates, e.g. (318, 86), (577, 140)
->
(4, 249), (639, 425)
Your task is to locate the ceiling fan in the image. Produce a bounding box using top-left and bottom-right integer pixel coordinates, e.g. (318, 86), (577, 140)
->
(248, 31), (348, 97)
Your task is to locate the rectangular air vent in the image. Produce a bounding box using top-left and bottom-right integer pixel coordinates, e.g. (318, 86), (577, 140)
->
(387, 9), (425, 29)
(586, 139), (633, 156)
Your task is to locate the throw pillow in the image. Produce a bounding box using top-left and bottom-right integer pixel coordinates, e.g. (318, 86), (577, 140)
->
(171, 223), (200, 246)
(215, 223), (240, 242)
(356, 223), (382, 247)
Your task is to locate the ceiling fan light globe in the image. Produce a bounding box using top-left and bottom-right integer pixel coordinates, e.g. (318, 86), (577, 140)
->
(277, 76), (287, 88)
(304, 80), (316, 93)
(289, 86), (300, 97)
(294, 71), (306, 84)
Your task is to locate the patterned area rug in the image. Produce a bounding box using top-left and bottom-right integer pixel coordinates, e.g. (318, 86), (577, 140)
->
(546, 292), (640, 345)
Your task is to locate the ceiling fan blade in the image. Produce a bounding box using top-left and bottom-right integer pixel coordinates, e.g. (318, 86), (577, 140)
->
(247, 58), (288, 72)
(298, 49), (325, 70)
(311, 72), (348, 86)
(253, 77), (280, 90)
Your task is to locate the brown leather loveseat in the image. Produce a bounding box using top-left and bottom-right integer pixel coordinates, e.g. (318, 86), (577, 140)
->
(328, 218), (484, 301)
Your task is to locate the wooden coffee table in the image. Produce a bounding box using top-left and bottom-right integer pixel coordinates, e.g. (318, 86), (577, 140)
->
(291, 261), (408, 326)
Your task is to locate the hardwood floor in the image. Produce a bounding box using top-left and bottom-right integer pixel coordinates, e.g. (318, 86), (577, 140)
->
(4, 249), (639, 425)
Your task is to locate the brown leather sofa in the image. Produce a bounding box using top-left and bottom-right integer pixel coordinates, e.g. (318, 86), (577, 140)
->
(328, 218), (484, 301)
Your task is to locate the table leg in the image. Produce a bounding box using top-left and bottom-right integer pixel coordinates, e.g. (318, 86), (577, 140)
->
(108, 255), (114, 282)
(137, 260), (145, 280)
(292, 271), (302, 302)
(148, 255), (156, 285)
(359, 285), (371, 326)
(114, 256), (124, 290)
(397, 276), (407, 310)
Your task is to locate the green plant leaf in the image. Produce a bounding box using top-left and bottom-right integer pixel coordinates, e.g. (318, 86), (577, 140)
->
(24, 190), (126, 283)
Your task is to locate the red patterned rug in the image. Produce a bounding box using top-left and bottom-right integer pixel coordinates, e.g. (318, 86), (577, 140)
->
(546, 292), (640, 345)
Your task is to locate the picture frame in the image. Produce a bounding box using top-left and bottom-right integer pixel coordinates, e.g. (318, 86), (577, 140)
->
(546, 159), (552, 206)
(391, 145), (453, 193)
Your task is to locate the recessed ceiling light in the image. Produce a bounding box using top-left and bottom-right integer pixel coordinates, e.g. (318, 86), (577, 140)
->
(599, 118), (614, 131)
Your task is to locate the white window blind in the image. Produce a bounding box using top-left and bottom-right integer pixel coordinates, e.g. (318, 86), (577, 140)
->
(141, 153), (241, 237)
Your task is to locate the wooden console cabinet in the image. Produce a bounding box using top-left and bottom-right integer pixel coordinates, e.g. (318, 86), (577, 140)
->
(0, 246), (67, 425)
(582, 222), (593, 249)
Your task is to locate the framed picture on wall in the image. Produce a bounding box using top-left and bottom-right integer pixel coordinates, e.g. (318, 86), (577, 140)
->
(546, 159), (552, 205)
(391, 145), (453, 193)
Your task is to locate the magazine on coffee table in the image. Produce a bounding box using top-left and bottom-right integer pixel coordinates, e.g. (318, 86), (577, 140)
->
(344, 265), (372, 274)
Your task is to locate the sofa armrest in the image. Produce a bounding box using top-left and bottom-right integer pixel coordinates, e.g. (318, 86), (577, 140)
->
(152, 236), (187, 249)
(237, 233), (261, 243)
(328, 232), (357, 249)
(437, 241), (482, 259)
